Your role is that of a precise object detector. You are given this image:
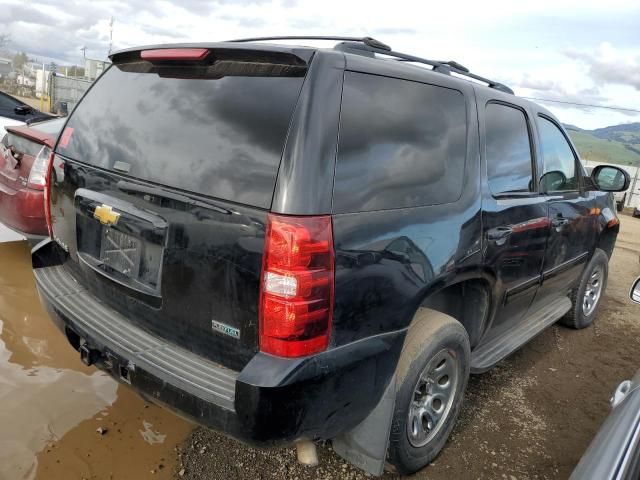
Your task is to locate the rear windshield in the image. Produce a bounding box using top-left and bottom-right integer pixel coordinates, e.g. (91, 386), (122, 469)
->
(57, 58), (306, 208)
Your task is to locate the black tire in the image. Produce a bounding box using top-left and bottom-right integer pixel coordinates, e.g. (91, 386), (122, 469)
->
(560, 249), (609, 329)
(616, 201), (624, 212)
(386, 308), (470, 475)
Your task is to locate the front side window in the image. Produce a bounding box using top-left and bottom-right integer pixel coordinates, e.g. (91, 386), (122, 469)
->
(538, 116), (578, 192)
(485, 103), (534, 196)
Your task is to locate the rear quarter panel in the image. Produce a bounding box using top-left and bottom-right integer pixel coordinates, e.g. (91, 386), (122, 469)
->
(330, 63), (484, 346)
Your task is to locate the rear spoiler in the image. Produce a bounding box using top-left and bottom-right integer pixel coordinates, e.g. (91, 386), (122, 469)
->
(5, 124), (57, 148)
(110, 43), (313, 67)
(110, 45), (312, 79)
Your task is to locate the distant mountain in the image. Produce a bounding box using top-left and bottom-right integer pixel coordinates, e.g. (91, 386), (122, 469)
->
(591, 122), (640, 138)
(589, 123), (640, 157)
(563, 123), (584, 132)
(567, 122), (640, 167)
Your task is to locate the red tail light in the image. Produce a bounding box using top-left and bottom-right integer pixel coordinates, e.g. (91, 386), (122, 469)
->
(43, 152), (55, 237)
(27, 146), (51, 191)
(259, 214), (334, 357)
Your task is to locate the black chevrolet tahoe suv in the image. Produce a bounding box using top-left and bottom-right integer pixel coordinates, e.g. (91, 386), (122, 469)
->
(31, 37), (630, 475)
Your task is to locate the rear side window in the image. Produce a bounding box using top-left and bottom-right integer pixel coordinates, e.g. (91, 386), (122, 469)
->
(333, 72), (467, 213)
(58, 58), (306, 208)
(485, 103), (534, 195)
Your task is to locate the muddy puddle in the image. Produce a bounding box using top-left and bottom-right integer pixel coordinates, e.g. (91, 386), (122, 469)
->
(0, 241), (194, 480)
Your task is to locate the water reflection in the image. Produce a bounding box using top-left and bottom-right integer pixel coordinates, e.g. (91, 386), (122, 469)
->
(0, 241), (193, 480)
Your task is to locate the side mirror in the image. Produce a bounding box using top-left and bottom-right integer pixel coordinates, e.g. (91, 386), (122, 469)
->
(540, 170), (567, 193)
(592, 165), (630, 192)
(14, 105), (33, 115)
(631, 277), (640, 304)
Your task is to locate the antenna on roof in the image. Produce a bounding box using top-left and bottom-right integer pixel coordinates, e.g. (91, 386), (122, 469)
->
(108, 17), (115, 56)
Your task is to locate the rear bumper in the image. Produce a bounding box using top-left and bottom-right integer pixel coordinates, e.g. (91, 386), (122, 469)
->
(32, 240), (404, 446)
(0, 183), (47, 237)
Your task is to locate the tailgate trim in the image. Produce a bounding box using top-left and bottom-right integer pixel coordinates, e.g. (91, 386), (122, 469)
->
(34, 264), (238, 411)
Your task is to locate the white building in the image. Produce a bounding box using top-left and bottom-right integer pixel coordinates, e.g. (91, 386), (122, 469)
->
(84, 58), (109, 81)
(0, 57), (11, 79)
(16, 74), (34, 87)
(35, 69), (51, 98)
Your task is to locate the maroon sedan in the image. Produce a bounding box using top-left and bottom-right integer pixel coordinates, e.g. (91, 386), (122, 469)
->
(0, 118), (65, 243)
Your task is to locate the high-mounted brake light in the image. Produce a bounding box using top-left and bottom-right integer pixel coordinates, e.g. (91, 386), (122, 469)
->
(259, 214), (334, 358)
(43, 151), (55, 237)
(141, 48), (209, 61)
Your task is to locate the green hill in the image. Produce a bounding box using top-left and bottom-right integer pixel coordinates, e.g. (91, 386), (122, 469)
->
(568, 129), (640, 167)
(591, 122), (640, 146)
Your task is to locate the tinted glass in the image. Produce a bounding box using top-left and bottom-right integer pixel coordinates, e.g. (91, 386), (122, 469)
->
(0, 92), (21, 110)
(538, 116), (578, 192)
(334, 72), (467, 213)
(58, 63), (306, 208)
(485, 103), (533, 195)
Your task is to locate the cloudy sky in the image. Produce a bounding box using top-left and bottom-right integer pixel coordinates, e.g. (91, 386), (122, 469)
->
(1, 0), (639, 129)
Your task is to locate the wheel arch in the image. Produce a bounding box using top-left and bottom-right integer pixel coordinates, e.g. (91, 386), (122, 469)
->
(597, 225), (618, 259)
(411, 274), (494, 349)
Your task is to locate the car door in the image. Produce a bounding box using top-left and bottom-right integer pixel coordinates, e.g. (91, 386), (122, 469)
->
(533, 114), (593, 305)
(480, 98), (549, 338)
(535, 113), (595, 305)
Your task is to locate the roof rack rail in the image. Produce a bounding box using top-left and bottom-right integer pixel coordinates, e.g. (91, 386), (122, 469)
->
(357, 45), (513, 94)
(226, 35), (513, 94)
(227, 36), (392, 51)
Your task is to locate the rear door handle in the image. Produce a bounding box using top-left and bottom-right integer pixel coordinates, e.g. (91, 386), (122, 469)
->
(487, 226), (513, 241)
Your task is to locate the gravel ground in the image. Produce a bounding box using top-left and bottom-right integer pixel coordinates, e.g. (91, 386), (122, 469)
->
(179, 216), (640, 480)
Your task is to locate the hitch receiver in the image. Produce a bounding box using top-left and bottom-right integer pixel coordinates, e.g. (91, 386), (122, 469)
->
(79, 344), (100, 366)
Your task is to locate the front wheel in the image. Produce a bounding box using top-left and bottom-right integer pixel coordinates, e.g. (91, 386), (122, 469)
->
(386, 309), (470, 475)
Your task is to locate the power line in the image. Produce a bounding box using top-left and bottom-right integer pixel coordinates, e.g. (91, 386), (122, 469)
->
(520, 96), (640, 114)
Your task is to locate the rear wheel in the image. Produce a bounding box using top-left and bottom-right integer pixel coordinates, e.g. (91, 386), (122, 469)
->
(560, 249), (609, 329)
(386, 309), (470, 475)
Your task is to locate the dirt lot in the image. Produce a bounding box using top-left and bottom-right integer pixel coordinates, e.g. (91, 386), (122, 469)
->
(179, 216), (640, 480)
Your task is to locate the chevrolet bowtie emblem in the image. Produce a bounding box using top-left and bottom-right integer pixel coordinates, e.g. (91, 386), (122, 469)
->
(94, 204), (120, 225)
